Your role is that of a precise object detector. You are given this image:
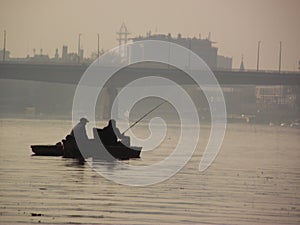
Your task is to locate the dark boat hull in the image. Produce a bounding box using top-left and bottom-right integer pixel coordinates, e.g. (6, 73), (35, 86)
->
(107, 145), (141, 159)
(92, 145), (142, 160)
(31, 127), (142, 160)
(62, 139), (141, 160)
(31, 145), (63, 156)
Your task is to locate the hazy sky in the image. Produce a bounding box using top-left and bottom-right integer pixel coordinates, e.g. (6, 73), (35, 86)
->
(0, 0), (299, 70)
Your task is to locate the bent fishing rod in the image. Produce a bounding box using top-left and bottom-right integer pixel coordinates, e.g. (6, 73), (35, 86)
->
(122, 100), (167, 135)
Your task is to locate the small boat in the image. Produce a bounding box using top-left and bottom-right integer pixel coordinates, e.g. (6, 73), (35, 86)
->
(30, 103), (167, 160)
(61, 136), (141, 160)
(31, 141), (141, 160)
(31, 129), (142, 160)
(31, 144), (63, 156)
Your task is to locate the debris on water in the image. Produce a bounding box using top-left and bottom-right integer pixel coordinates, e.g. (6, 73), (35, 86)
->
(265, 176), (274, 181)
(31, 213), (43, 217)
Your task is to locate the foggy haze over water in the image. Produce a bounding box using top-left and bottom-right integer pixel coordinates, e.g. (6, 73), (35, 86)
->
(0, 1), (300, 224)
(0, 0), (300, 70)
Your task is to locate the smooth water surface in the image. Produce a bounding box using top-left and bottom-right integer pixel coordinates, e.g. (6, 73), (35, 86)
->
(0, 118), (299, 224)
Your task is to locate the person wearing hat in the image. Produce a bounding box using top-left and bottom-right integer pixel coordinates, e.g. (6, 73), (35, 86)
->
(63, 118), (89, 160)
(70, 117), (89, 140)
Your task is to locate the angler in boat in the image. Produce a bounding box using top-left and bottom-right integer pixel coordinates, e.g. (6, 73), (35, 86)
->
(31, 100), (167, 160)
(31, 118), (141, 160)
(69, 117), (89, 140)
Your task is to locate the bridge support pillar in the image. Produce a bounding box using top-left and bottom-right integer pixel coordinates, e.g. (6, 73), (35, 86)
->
(101, 86), (118, 120)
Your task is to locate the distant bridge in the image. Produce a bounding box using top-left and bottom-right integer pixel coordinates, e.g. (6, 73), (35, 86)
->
(0, 62), (299, 86)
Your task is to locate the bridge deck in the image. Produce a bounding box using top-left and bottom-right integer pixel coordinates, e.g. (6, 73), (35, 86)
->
(0, 63), (299, 86)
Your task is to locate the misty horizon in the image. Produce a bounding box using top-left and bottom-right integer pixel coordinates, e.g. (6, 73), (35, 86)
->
(0, 0), (300, 71)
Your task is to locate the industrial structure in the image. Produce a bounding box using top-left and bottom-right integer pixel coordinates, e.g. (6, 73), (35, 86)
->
(0, 25), (299, 121)
(131, 32), (232, 70)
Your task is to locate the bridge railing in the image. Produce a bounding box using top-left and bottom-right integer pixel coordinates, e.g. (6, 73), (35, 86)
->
(0, 61), (300, 75)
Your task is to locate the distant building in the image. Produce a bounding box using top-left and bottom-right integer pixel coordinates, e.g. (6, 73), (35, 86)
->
(217, 55), (232, 70)
(239, 56), (245, 71)
(0, 49), (10, 61)
(1, 44), (88, 64)
(79, 49), (84, 61)
(62, 45), (68, 62)
(256, 86), (296, 111)
(131, 33), (231, 70)
(29, 53), (50, 63)
(60, 45), (84, 64)
(54, 48), (59, 61)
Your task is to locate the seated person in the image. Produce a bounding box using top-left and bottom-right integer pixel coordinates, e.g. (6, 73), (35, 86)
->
(63, 117), (89, 159)
(101, 119), (124, 145)
(69, 117), (89, 141)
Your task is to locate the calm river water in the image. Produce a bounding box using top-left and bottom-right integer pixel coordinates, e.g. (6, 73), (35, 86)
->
(0, 118), (299, 224)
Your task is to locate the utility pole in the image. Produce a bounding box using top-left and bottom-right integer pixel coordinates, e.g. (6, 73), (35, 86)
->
(279, 41), (282, 72)
(97, 33), (100, 60)
(256, 41), (260, 71)
(188, 38), (191, 68)
(3, 30), (6, 62)
(78, 33), (82, 64)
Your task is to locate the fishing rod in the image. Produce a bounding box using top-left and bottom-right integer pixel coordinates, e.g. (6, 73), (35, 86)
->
(122, 100), (167, 135)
